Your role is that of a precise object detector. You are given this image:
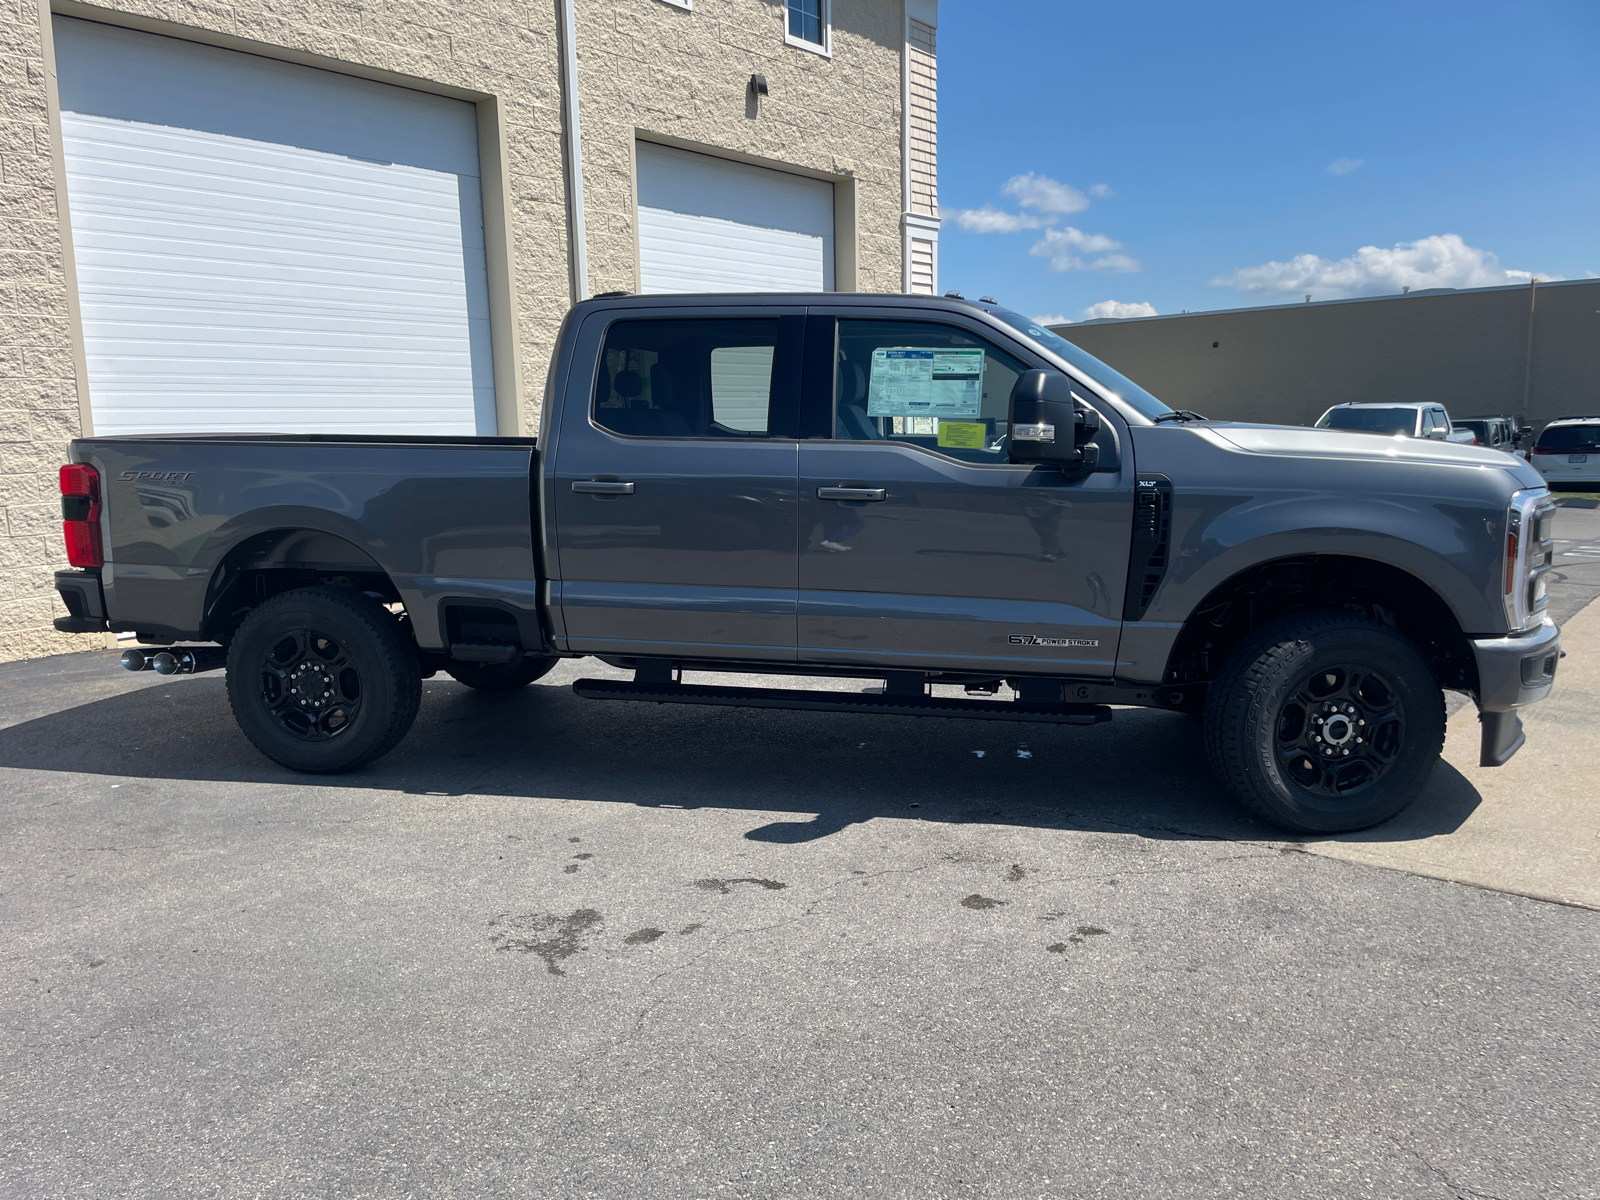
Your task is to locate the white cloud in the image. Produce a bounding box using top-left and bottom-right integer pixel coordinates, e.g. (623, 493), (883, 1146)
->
(944, 205), (1051, 233)
(1031, 313), (1074, 326)
(1212, 234), (1563, 299)
(1028, 227), (1141, 274)
(1002, 172), (1090, 214)
(1326, 157), (1365, 176)
(1081, 300), (1159, 321)
(1088, 183), (1115, 199)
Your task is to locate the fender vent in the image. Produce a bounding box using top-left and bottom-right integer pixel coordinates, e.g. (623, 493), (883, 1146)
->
(1123, 475), (1173, 621)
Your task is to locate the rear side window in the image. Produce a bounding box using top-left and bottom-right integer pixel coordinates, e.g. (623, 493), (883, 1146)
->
(595, 319), (778, 438)
(1537, 424), (1600, 452)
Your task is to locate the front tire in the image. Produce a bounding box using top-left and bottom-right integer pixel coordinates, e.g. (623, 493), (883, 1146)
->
(226, 586), (421, 773)
(1203, 612), (1445, 833)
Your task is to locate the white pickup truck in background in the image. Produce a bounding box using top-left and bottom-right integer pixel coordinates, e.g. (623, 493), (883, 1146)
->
(1315, 401), (1477, 444)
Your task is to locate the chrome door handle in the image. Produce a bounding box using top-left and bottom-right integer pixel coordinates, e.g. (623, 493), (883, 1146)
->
(572, 480), (635, 495)
(817, 486), (886, 501)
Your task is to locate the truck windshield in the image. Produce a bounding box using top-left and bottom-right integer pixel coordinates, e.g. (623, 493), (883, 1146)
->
(983, 307), (1173, 421)
(1316, 407), (1415, 436)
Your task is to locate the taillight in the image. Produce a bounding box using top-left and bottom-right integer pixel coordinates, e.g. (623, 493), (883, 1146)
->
(1531, 445), (1551, 456)
(60, 462), (103, 568)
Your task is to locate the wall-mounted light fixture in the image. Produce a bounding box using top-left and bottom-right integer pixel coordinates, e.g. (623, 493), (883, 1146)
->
(750, 74), (769, 98)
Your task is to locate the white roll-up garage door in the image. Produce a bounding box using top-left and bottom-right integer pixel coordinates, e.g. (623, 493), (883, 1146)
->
(636, 142), (834, 294)
(54, 18), (496, 437)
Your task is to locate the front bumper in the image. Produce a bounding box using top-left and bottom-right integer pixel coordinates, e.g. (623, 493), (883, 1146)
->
(53, 569), (109, 634)
(1471, 616), (1561, 767)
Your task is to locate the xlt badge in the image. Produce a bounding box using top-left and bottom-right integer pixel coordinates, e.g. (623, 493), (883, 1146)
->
(1009, 634), (1099, 647)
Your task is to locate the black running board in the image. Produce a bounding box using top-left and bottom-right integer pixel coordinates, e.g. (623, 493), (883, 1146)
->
(572, 678), (1112, 725)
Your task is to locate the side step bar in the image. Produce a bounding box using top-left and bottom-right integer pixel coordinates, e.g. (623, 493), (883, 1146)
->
(572, 677), (1112, 725)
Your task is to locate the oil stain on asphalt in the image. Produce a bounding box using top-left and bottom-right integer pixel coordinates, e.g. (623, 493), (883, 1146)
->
(488, 909), (603, 975)
(693, 878), (787, 894)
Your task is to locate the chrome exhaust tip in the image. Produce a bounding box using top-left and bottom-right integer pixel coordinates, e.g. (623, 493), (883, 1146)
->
(123, 646), (227, 676)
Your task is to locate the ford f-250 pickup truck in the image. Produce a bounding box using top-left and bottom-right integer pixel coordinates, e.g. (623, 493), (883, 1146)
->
(52, 294), (1561, 833)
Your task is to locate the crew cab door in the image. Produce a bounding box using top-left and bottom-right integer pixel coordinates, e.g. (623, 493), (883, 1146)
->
(796, 312), (1134, 677)
(550, 307), (803, 661)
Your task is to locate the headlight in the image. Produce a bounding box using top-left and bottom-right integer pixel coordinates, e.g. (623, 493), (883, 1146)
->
(1504, 488), (1554, 632)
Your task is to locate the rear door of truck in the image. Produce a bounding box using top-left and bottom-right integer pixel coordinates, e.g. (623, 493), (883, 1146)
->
(549, 304), (806, 662)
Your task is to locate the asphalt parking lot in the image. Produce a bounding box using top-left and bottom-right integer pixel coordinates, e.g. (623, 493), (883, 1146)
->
(3, 502), (1598, 1200)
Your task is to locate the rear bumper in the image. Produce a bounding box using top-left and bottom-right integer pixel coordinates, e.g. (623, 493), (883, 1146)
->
(1471, 616), (1560, 767)
(53, 569), (109, 633)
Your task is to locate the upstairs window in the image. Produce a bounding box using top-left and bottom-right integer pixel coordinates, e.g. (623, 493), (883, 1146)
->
(786, 0), (829, 54)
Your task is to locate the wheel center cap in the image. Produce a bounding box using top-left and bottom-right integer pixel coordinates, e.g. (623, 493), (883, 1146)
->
(1323, 714), (1353, 745)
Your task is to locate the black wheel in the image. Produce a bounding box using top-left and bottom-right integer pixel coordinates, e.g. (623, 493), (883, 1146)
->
(1203, 612), (1445, 833)
(225, 586), (421, 773)
(444, 656), (557, 691)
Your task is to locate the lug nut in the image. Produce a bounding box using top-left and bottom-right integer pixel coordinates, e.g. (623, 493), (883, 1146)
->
(1355, 737), (1363, 744)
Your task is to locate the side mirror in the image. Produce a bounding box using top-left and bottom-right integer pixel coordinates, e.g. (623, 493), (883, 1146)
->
(1426, 425), (1447, 440)
(1009, 370), (1099, 467)
(1517, 426), (1534, 441)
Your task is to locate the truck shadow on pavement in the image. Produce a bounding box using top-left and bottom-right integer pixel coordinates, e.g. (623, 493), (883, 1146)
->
(0, 666), (1485, 846)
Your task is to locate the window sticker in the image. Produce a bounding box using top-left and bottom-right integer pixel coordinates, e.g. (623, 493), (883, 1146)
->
(936, 420), (987, 449)
(866, 348), (985, 418)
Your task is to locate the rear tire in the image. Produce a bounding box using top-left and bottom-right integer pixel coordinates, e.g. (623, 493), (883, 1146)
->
(444, 656), (557, 691)
(226, 586), (421, 773)
(1203, 612), (1445, 833)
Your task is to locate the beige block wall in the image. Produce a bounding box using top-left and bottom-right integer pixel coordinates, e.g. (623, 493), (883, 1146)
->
(0, 0), (909, 663)
(575, 0), (905, 298)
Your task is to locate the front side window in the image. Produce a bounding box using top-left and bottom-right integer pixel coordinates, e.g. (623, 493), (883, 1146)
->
(595, 319), (777, 438)
(833, 320), (1028, 464)
(786, 0), (827, 50)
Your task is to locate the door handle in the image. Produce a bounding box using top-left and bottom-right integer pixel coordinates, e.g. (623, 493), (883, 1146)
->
(572, 480), (635, 495)
(817, 486), (886, 502)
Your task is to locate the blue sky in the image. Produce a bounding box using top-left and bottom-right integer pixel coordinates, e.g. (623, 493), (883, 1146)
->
(935, 0), (1600, 324)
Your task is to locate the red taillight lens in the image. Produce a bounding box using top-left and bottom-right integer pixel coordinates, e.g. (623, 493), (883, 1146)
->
(59, 462), (103, 568)
(1531, 446), (1551, 456)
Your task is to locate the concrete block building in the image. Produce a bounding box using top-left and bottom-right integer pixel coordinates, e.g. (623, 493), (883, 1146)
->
(0, 0), (941, 660)
(1055, 279), (1600, 433)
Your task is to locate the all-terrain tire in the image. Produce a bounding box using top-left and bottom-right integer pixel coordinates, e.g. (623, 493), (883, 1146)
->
(226, 586), (422, 773)
(1203, 611), (1445, 833)
(444, 656), (558, 691)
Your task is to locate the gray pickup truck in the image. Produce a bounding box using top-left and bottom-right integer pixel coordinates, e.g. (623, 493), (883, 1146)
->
(53, 294), (1561, 833)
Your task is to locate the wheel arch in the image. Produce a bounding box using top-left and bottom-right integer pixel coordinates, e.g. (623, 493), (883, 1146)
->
(1162, 553), (1478, 698)
(201, 525), (401, 644)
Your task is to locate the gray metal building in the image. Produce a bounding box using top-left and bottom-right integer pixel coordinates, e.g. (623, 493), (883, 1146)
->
(1052, 278), (1600, 432)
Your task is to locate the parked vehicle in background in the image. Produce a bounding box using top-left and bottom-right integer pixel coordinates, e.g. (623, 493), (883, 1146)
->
(1530, 416), (1600, 487)
(1455, 415), (1531, 458)
(52, 294), (1561, 836)
(1315, 402), (1475, 443)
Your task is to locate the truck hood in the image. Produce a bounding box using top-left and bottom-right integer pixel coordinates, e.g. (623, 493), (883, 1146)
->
(1201, 423), (1544, 485)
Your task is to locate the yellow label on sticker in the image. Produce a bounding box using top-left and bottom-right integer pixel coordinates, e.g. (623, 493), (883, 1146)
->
(937, 421), (986, 449)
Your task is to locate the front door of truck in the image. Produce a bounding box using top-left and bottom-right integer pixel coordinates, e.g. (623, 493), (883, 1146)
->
(796, 314), (1134, 677)
(551, 309), (802, 661)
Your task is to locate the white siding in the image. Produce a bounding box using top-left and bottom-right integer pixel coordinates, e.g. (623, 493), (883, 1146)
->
(908, 238), (936, 295)
(636, 142), (834, 293)
(907, 19), (938, 219)
(54, 18), (495, 437)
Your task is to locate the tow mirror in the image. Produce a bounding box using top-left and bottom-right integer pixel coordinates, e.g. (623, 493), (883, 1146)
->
(1009, 370), (1100, 467)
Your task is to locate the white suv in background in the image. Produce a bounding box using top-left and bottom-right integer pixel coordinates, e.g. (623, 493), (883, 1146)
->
(1315, 402), (1476, 443)
(1530, 416), (1600, 487)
